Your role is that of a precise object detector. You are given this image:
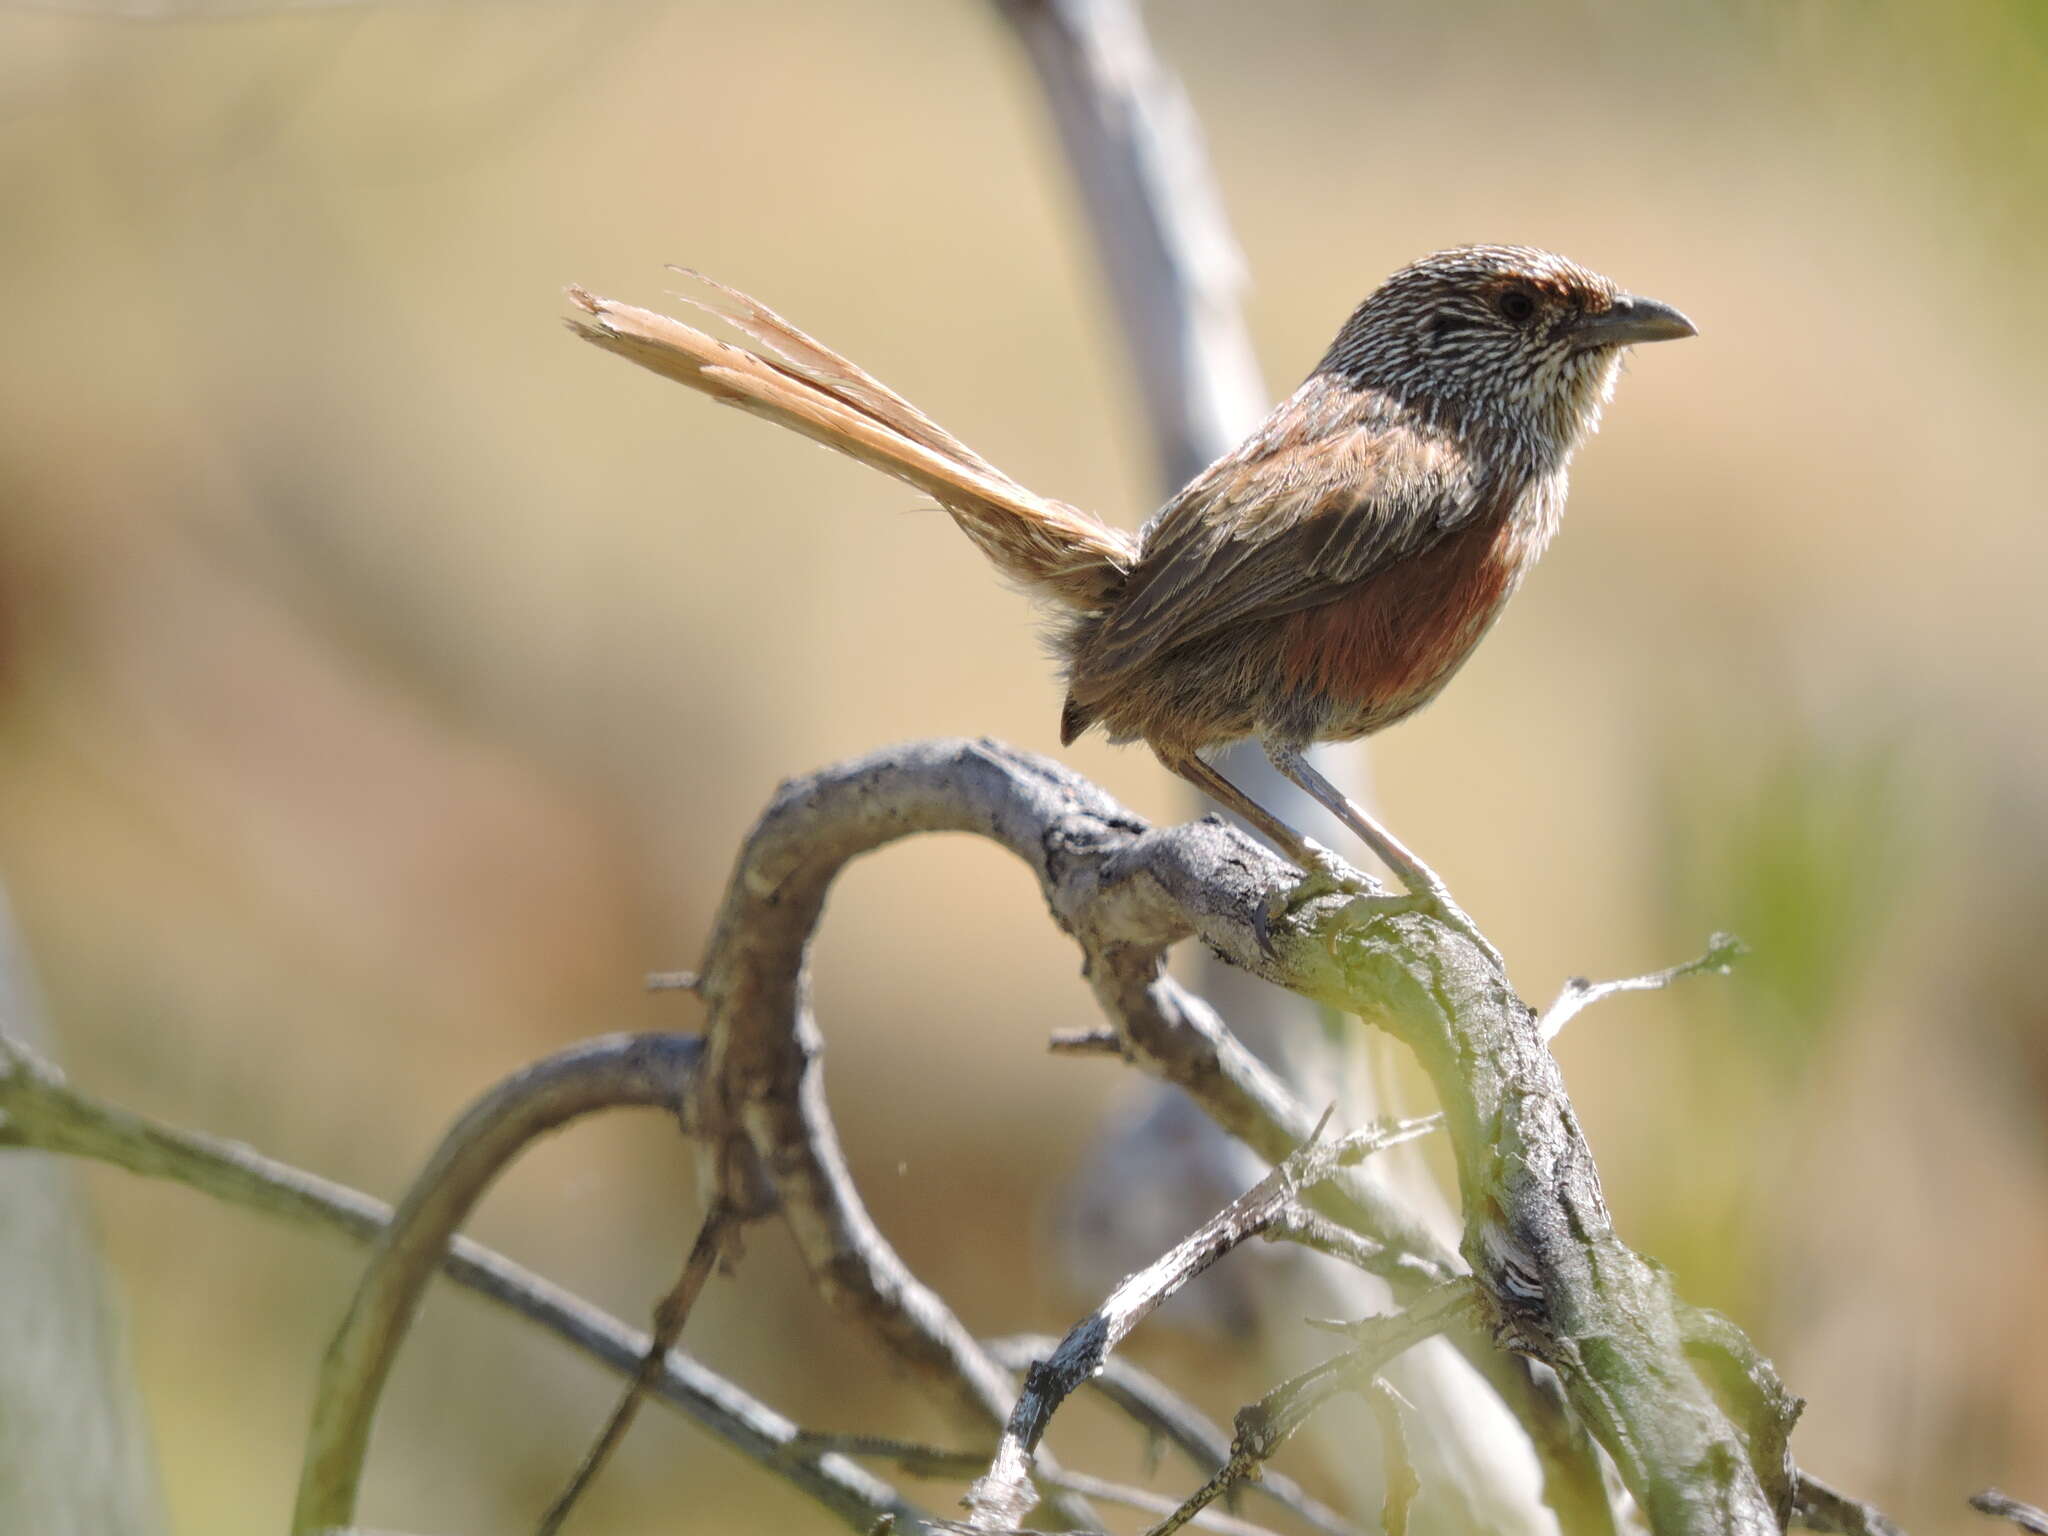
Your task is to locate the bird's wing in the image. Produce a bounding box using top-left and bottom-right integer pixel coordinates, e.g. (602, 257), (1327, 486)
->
(1080, 387), (1489, 680)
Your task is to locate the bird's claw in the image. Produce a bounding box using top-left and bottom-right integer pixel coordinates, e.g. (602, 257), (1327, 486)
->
(1254, 842), (1374, 954)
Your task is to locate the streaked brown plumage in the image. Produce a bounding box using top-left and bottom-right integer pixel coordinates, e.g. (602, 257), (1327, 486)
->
(568, 246), (1694, 912)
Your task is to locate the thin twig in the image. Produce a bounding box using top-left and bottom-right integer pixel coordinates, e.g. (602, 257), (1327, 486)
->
(962, 1112), (1437, 1530)
(1973, 1490), (2048, 1536)
(1538, 932), (1748, 1042)
(537, 1199), (740, 1535)
(794, 1432), (987, 1480)
(1141, 1282), (1480, 1536)
(1682, 1303), (1804, 1519)
(979, 1335), (1361, 1536)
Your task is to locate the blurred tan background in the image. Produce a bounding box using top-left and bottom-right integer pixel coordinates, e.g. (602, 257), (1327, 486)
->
(0, 1), (2043, 1531)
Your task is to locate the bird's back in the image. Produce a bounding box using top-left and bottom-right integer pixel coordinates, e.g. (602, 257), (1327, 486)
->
(1057, 373), (1556, 751)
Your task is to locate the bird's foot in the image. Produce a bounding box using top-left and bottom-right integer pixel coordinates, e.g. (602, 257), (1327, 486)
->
(1288, 840), (1378, 904)
(1259, 845), (1507, 974)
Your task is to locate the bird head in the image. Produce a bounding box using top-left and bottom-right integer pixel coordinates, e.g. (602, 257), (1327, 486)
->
(1320, 245), (1695, 471)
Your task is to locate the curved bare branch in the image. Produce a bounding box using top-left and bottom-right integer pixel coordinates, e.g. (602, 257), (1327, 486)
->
(291, 1034), (706, 1534)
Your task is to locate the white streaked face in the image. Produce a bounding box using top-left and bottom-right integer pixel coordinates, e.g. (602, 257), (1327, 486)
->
(1321, 245), (1693, 468)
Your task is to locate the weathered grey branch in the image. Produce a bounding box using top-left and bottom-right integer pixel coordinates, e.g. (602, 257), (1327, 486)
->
(696, 755), (1106, 1530)
(292, 1034), (708, 1534)
(0, 1031), (931, 1533)
(696, 737), (1793, 1534)
(691, 732), (1453, 1513)
(964, 1113), (1438, 1528)
(1057, 881), (1457, 1292)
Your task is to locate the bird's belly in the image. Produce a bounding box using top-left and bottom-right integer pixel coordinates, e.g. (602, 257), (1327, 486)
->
(1275, 513), (1529, 740)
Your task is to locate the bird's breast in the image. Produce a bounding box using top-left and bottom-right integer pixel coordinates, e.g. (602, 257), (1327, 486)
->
(1278, 478), (1560, 736)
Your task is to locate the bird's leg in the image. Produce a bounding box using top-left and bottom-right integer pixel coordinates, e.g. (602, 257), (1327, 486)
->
(1262, 744), (1444, 899)
(1154, 747), (1386, 946)
(1152, 747), (1359, 878)
(1264, 743), (1503, 969)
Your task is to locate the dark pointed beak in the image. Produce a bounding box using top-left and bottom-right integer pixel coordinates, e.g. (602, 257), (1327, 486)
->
(1571, 293), (1697, 349)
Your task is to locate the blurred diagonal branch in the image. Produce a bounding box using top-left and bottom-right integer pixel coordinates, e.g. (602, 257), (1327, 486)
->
(0, 1030), (933, 1535)
(993, 0), (1264, 491)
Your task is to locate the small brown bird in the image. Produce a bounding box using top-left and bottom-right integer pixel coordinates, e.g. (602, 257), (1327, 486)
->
(569, 246), (1694, 918)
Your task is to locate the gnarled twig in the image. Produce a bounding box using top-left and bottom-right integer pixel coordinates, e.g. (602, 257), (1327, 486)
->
(963, 1112), (1438, 1529)
(1538, 932), (1748, 1042)
(979, 1335), (1360, 1536)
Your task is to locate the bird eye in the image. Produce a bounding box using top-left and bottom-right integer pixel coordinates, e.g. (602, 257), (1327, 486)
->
(1495, 287), (1538, 324)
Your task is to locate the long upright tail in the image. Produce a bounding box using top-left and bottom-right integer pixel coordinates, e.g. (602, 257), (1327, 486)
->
(566, 276), (1135, 612)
